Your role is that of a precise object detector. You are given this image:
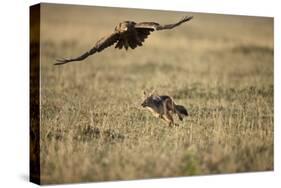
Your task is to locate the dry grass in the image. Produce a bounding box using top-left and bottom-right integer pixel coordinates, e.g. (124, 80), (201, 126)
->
(39, 3), (273, 184)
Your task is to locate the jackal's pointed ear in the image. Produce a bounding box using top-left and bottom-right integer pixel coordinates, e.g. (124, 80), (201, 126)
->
(142, 90), (148, 98)
(149, 89), (156, 96)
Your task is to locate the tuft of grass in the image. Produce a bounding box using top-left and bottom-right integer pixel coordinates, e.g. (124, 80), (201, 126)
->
(182, 152), (200, 175)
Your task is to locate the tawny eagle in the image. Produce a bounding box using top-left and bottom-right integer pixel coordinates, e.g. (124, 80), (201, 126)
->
(55, 16), (193, 65)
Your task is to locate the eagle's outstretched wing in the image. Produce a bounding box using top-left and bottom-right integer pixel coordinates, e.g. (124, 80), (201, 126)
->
(135, 16), (193, 31)
(54, 32), (119, 65)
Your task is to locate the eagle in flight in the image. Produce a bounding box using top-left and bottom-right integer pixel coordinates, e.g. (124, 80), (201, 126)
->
(55, 16), (193, 65)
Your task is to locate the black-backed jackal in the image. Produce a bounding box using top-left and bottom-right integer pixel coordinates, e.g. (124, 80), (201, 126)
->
(141, 91), (188, 126)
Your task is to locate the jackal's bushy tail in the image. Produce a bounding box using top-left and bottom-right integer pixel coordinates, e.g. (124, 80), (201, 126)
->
(175, 105), (188, 121)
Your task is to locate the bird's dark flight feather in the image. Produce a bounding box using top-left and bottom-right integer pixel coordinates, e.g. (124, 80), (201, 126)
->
(54, 32), (119, 65)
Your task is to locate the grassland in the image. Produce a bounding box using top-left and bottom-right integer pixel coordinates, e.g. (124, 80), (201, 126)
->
(38, 4), (273, 184)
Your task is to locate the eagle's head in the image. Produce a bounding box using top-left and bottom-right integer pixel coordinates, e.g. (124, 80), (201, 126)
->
(115, 21), (135, 33)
